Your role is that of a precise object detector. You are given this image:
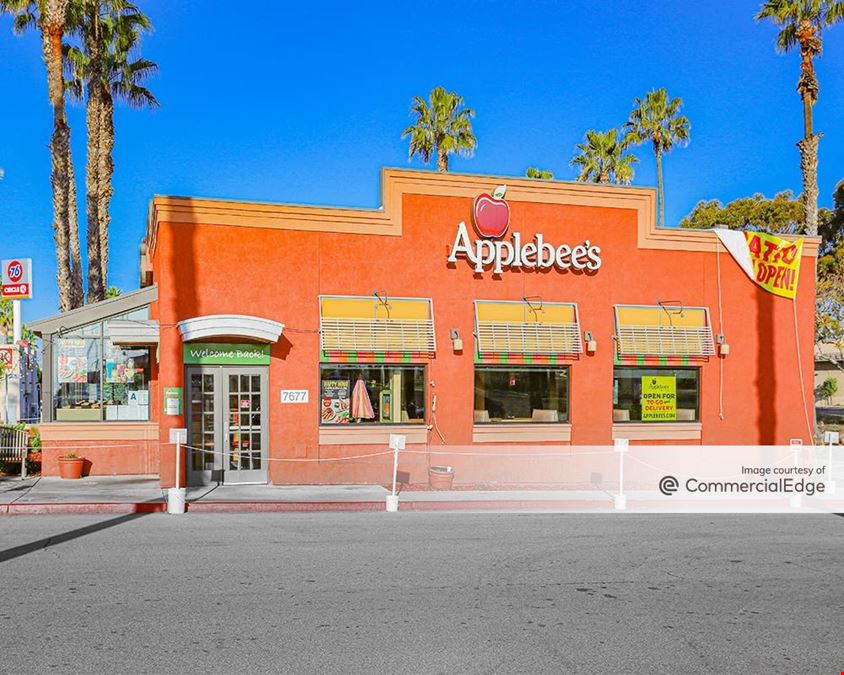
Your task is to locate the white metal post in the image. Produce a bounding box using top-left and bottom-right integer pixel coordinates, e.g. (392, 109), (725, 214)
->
(175, 438), (180, 495)
(12, 300), (21, 345)
(614, 438), (628, 510)
(790, 446), (802, 508)
(391, 445), (399, 498)
(167, 428), (187, 515)
(827, 438), (837, 495)
(386, 434), (404, 512)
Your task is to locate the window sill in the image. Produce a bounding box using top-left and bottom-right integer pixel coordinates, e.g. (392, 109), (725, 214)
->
(473, 423), (572, 443)
(612, 422), (701, 441)
(319, 424), (427, 446)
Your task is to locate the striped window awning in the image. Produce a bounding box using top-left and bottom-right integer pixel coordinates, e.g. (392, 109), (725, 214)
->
(474, 300), (583, 355)
(319, 296), (436, 354)
(614, 305), (715, 356)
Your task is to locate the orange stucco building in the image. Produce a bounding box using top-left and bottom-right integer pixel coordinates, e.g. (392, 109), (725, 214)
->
(32, 169), (819, 488)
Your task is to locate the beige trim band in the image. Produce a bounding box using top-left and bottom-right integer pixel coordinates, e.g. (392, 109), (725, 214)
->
(39, 422), (160, 442)
(473, 423), (572, 443)
(319, 424), (427, 446)
(612, 422), (702, 441)
(146, 168), (821, 258)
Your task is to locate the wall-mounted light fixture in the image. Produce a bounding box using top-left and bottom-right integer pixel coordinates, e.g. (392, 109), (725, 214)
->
(716, 333), (730, 356)
(450, 328), (463, 352)
(584, 330), (597, 353)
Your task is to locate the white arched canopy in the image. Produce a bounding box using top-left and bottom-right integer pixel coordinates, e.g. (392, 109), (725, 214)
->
(177, 314), (284, 343)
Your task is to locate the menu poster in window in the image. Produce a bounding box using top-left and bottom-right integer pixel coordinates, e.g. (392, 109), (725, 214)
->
(57, 339), (88, 384)
(641, 376), (677, 421)
(105, 346), (137, 384)
(321, 379), (350, 424)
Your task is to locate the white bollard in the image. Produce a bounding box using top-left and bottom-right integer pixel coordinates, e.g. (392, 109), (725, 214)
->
(167, 487), (186, 514)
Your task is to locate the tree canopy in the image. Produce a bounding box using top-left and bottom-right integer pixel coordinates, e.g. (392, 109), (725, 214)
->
(681, 181), (844, 345)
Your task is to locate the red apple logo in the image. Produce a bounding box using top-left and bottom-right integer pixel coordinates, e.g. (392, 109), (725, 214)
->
(472, 185), (510, 238)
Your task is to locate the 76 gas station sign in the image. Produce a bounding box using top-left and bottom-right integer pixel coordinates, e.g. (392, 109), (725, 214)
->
(1, 259), (32, 300)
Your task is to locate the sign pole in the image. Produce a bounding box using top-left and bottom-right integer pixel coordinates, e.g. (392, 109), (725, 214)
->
(12, 300), (21, 345)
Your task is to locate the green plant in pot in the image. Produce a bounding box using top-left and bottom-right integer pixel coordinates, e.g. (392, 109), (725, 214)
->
(58, 452), (85, 480)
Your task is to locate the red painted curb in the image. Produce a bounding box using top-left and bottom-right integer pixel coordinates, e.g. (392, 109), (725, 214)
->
(185, 501), (386, 513)
(1, 502), (166, 516)
(0, 499), (609, 515)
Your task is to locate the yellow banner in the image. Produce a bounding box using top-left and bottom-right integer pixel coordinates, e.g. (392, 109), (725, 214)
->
(744, 232), (802, 299)
(641, 376), (677, 422)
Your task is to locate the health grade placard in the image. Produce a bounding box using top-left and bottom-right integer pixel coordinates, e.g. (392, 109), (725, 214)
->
(641, 376), (677, 421)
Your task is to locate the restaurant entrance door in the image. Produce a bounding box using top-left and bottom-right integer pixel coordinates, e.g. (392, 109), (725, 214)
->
(186, 366), (268, 485)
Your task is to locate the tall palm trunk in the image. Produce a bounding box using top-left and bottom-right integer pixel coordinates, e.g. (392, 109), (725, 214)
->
(796, 19), (821, 236)
(436, 148), (448, 172)
(40, 0), (83, 310)
(67, 146), (85, 307)
(654, 145), (665, 228)
(97, 93), (115, 292)
(85, 83), (105, 302)
(48, 115), (73, 311)
(83, 3), (106, 302)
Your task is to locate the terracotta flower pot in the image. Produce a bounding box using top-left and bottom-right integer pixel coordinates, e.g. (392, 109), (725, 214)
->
(58, 457), (85, 480)
(428, 465), (454, 490)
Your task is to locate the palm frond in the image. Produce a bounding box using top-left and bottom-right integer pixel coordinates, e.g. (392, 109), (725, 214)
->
(402, 86), (476, 169)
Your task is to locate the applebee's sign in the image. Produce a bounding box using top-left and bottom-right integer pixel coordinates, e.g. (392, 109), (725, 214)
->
(447, 186), (602, 274)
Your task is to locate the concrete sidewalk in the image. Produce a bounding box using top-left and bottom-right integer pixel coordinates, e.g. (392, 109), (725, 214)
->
(1, 475), (839, 515)
(0, 475), (617, 515)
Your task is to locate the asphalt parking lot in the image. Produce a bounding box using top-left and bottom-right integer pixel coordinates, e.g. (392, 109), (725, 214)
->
(1, 512), (842, 674)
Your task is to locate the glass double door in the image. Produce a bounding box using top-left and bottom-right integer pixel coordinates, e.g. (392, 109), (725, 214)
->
(187, 366), (268, 485)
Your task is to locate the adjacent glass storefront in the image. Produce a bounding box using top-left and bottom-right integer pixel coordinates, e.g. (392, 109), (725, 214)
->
(53, 310), (152, 422)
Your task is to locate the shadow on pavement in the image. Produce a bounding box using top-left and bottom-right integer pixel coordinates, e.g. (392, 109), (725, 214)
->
(0, 509), (154, 564)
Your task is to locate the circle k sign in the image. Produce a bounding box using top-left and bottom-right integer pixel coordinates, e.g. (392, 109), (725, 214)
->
(1, 258), (32, 300)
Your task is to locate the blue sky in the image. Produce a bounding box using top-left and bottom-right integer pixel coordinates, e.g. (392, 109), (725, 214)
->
(1, 0), (843, 322)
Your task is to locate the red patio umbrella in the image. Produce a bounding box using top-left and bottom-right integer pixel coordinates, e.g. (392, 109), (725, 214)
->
(351, 376), (375, 420)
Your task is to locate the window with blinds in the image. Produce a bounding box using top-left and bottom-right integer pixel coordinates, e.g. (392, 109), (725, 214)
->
(474, 300), (582, 354)
(614, 305), (715, 356)
(319, 296), (436, 354)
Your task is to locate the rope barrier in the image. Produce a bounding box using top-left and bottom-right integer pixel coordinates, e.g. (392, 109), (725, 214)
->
(179, 443), (394, 463)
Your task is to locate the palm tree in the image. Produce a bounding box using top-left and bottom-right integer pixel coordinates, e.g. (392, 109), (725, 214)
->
(3, 0), (84, 310)
(570, 129), (638, 185)
(65, 0), (157, 302)
(525, 167), (554, 179)
(625, 89), (691, 228)
(756, 0), (844, 236)
(402, 87), (476, 172)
